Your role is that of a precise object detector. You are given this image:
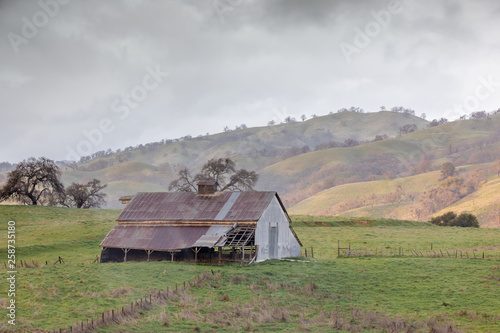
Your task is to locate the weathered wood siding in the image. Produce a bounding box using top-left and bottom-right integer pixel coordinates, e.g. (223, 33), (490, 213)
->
(255, 196), (301, 261)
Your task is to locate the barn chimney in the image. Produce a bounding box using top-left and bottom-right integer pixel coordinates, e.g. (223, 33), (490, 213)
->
(197, 181), (218, 195)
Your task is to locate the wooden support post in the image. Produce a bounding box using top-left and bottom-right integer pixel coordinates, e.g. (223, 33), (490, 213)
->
(305, 248), (308, 257)
(122, 248), (130, 262)
(218, 247), (222, 265)
(192, 247), (200, 264)
(241, 246), (245, 267)
(146, 250), (153, 262)
(169, 251), (175, 262)
(311, 246), (314, 258)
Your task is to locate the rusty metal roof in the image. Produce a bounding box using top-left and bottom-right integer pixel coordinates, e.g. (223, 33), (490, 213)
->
(117, 191), (277, 222)
(100, 224), (231, 251)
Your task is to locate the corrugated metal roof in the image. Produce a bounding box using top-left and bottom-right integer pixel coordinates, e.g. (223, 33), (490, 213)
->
(100, 224), (233, 251)
(100, 225), (212, 251)
(117, 191), (276, 222)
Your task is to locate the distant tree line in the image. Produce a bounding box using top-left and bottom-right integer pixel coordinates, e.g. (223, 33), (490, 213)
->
(21, 106), (498, 173)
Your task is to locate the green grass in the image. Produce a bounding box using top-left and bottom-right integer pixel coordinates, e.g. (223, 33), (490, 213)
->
(1, 206), (499, 332)
(0, 205), (119, 262)
(94, 258), (500, 332)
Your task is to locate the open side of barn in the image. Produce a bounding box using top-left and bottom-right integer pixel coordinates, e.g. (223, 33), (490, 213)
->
(100, 183), (301, 264)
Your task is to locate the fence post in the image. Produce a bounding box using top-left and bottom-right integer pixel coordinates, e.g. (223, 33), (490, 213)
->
(311, 246), (314, 258)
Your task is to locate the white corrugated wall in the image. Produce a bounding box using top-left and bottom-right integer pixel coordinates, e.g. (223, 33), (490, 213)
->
(255, 196), (301, 261)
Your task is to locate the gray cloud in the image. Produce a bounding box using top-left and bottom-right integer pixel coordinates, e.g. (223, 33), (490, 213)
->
(1, 0), (500, 163)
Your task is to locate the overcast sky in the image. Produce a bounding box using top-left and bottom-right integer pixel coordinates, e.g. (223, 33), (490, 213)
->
(1, 0), (500, 163)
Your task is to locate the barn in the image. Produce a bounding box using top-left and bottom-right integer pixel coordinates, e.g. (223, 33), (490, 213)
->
(100, 182), (302, 264)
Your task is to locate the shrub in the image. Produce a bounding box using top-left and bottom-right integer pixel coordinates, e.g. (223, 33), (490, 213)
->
(449, 213), (480, 228)
(430, 212), (480, 228)
(430, 212), (456, 226)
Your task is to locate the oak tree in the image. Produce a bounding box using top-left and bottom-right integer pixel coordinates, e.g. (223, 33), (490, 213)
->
(169, 158), (258, 192)
(0, 157), (64, 205)
(62, 179), (107, 209)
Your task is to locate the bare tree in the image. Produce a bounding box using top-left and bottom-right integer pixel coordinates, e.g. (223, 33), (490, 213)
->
(169, 157), (259, 192)
(221, 169), (259, 191)
(63, 179), (107, 208)
(0, 157), (64, 205)
(199, 158), (236, 186)
(168, 168), (198, 192)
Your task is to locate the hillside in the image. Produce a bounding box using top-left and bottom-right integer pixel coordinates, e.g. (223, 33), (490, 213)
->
(261, 115), (500, 211)
(61, 111), (428, 208)
(289, 161), (499, 226)
(2, 112), (499, 223)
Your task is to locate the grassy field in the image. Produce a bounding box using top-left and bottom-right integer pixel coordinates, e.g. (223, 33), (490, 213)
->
(1, 206), (499, 332)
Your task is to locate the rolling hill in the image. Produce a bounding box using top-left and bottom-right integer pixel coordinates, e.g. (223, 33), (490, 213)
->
(259, 115), (500, 211)
(288, 161), (500, 226)
(61, 111), (429, 208)
(2, 111), (499, 226)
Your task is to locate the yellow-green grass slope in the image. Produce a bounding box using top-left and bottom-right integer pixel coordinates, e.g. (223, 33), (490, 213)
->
(259, 115), (500, 196)
(289, 162), (499, 226)
(434, 176), (500, 228)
